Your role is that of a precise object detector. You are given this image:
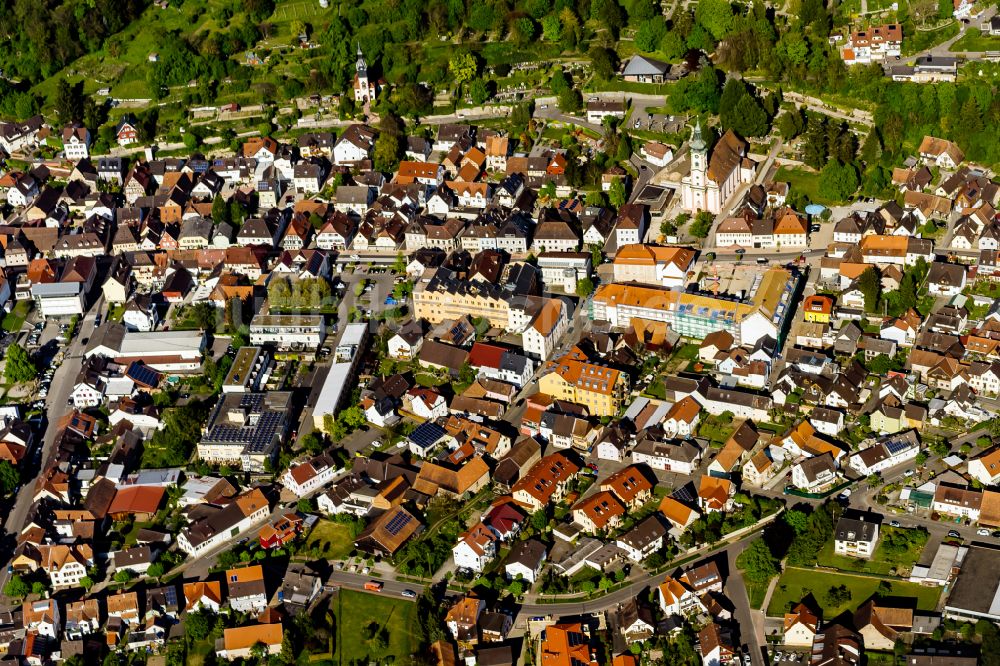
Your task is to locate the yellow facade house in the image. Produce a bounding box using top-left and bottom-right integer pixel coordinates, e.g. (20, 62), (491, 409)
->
(538, 346), (630, 416)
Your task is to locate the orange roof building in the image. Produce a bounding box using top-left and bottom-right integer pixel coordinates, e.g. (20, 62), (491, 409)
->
(107, 486), (167, 521)
(803, 294), (834, 323)
(698, 475), (734, 513)
(540, 622), (598, 666)
(184, 580), (224, 612)
(218, 623), (284, 660)
(571, 490), (626, 533)
(600, 465), (654, 508)
(612, 244), (696, 288)
(659, 496), (699, 530)
(781, 420), (847, 460)
(512, 452), (580, 511)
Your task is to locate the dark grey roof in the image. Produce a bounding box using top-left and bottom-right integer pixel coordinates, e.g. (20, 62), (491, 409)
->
(835, 516), (878, 543)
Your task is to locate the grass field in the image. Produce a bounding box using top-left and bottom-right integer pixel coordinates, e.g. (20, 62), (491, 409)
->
(773, 165), (863, 207)
(334, 589), (419, 664)
(766, 567), (941, 618)
(2, 301), (30, 334)
(304, 520), (355, 560)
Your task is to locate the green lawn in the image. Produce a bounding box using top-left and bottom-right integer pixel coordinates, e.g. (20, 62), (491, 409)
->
(414, 373), (447, 387)
(766, 567), (941, 618)
(774, 166), (844, 207)
(186, 638), (213, 666)
(2, 301), (31, 334)
(747, 581), (769, 610)
(698, 414), (737, 446)
(304, 520), (355, 560)
(334, 589), (419, 664)
(949, 31), (1000, 52)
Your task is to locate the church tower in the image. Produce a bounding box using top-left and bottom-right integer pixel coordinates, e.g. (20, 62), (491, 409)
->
(354, 44), (375, 104)
(689, 120), (707, 188)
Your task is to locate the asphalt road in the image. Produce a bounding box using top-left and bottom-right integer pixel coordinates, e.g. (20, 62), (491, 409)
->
(0, 297), (102, 601)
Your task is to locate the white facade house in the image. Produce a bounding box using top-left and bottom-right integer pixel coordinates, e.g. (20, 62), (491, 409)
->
(631, 440), (700, 475)
(848, 433), (920, 476)
(451, 523), (498, 574)
(834, 517), (879, 558)
(282, 454), (339, 498)
(791, 454), (838, 492)
(504, 540), (547, 584)
(969, 447), (1000, 486)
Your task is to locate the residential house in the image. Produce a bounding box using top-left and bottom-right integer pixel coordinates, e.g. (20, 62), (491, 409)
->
(834, 516), (879, 558)
(226, 565), (268, 613)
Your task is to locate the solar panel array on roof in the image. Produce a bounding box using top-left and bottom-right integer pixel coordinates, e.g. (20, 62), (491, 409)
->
(126, 362), (160, 387)
(384, 511), (412, 536)
(245, 412), (283, 453)
(163, 586), (177, 608)
(884, 438), (911, 456)
(409, 422), (446, 449)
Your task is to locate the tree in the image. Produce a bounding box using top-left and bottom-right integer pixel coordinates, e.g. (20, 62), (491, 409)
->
(776, 110), (804, 142)
(374, 132), (401, 173)
(695, 0), (734, 40)
(449, 53), (478, 87)
(146, 562), (165, 580)
(857, 267), (882, 313)
(469, 79), (491, 105)
(589, 46), (617, 80)
(4, 344), (36, 384)
(3, 575), (29, 600)
(80, 576), (94, 592)
(608, 177), (627, 208)
(736, 539), (779, 585)
(819, 159), (860, 202)
(0, 461), (18, 497)
(635, 18), (667, 52)
(732, 94), (769, 137)
(211, 195), (230, 225)
(508, 579), (524, 597)
(512, 17), (536, 44)
(30, 581), (47, 596)
(783, 509), (809, 535)
(576, 278), (595, 298)
(542, 15), (562, 41)
(55, 79), (84, 123)
(868, 354), (892, 375)
(114, 569), (135, 584)
(190, 302), (217, 332)
(185, 610), (213, 643)
(916, 451), (928, 466)
(557, 87), (582, 113)
(689, 211), (714, 238)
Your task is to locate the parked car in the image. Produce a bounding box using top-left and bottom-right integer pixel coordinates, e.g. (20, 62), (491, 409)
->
(889, 520), (900, 527)
(401, 589), (416, 599)
(978, 528), (991, 536)
(948, 530), (962, 538)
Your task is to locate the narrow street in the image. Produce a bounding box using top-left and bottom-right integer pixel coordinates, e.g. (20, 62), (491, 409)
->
(0, 298), (102, 599)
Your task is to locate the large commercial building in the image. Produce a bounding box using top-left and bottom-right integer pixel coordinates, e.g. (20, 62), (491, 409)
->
(85, 323), (206, 372)
(592, 264), (802, 346)
(197, 392), (294, 473)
